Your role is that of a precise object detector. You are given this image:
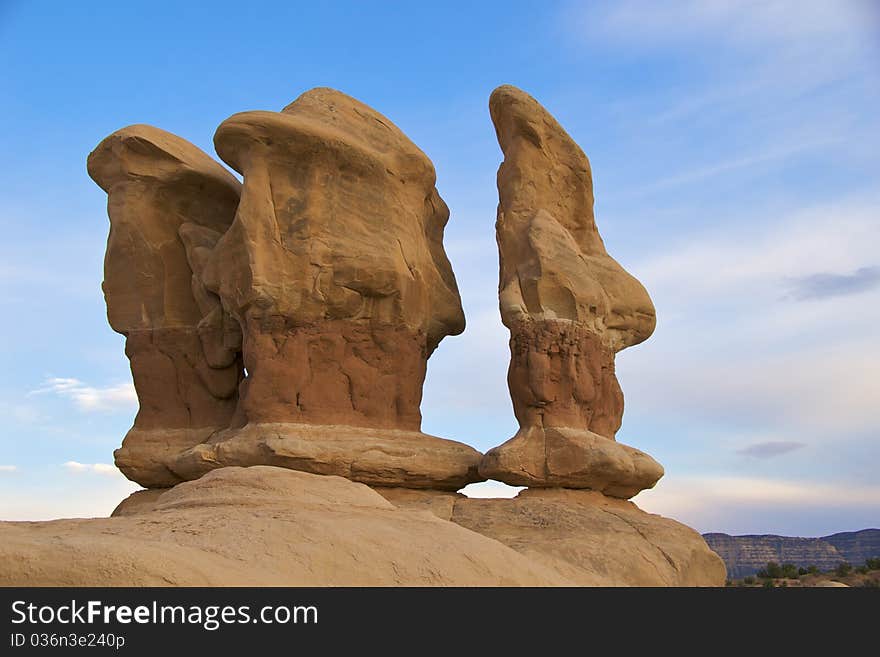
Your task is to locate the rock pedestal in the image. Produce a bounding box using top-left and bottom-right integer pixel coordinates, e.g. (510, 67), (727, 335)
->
(479, 85), (663, 497)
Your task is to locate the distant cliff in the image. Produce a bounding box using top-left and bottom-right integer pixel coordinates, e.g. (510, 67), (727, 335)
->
(823, 529), (880, 566)
(704, 529), (880, 579)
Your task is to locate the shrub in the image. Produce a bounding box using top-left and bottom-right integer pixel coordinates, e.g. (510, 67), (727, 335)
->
(865, 557), (880, 571)
(757, 562), (783, 579)
(781, 563), (798, 579)
(762, 579), (775, 588)
(835, 562), (852, 578)
(743, 576), (756, 585)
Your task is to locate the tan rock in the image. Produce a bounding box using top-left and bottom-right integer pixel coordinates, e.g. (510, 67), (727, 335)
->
(374, 486), (463, 520)
(167, 87), (479, 489)
(87, 125), (244, 487)
(479, 426), (663, 498)
(481, 85), (662, 496)
(111, 489), (167, 517)
(380, 486), (726, 586)
(0, 467), (568, 586)
(171, 423), (482, 491)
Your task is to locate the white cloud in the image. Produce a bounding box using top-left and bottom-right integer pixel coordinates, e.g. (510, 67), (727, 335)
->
(592, 0), (871, 49)
(63, 461), (121, 476)
(0, 465), (17, 473)
(30, 377), (137, 412)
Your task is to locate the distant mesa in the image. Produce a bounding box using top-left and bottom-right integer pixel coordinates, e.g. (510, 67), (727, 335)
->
(705, 529), (880, 579)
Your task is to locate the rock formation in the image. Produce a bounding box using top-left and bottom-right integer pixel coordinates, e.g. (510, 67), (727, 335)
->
(0, 466), (723, 586)
(87, 126), (244, 487)
(479, 85), (663, 497)
(32, 85), (731, 588)
(89, 90), (483, 491)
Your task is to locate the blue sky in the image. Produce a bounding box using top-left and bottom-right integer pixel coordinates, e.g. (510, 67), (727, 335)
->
(1, 0), (878, 536)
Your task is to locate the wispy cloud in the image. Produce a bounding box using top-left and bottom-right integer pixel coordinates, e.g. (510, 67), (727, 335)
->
(0, 465), (17, 473)
(635, 474), (880, 535)
(30, 377), (136, 412)
(738, 441), (805, 459)
(635, 199), (880, 301)
(787, 266), (880, 301)
(63, 461), (120, 476)
(619, 198), (880, 440)
(591, 0), (872, 49)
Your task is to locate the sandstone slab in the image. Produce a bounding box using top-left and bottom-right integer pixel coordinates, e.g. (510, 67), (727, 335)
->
(378, 486), (726, 586)
(169, 423), (483, 490)
(0, 467), (567, 586)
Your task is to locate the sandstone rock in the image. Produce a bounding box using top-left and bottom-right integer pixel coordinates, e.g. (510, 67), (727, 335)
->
(0, 467), (568, 586)
(378, 487), (726, 586)
(171, 423), (481, 491)
(479, 426), (663, 498)
(111, 489), (167, 517)
(204, 87), (465, 428)
(480, 85), (662, 496)
(165, 87), (480, 489)
(374, 486), (463, 521)
(87, 125), (244, 487)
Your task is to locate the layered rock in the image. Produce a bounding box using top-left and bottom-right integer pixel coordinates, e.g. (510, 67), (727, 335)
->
(480, 85), (663, 497)
(87, 126), (244, 487)
(703, 531), (880, 579)
(102, 88), (481, 490)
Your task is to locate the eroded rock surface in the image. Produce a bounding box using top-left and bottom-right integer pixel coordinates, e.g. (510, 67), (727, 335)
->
(480, 85), (662, 496)
(0, 467), (567, 586)
(0, 467), (723, 586)
(163, 88), (479, 489)
(376, 486), (726, 586)
(201, 88), (465, 430)
(87, 126), (243, 487)
(89, 91), (481, 491)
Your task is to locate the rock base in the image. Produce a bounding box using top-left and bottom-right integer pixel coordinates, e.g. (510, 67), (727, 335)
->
(0, 467), (564, 586)
(479, 426), (664, 498)
(0, 466), (725, 586)
(168, 423), (484, 490)
(377, 487), (726, 586)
